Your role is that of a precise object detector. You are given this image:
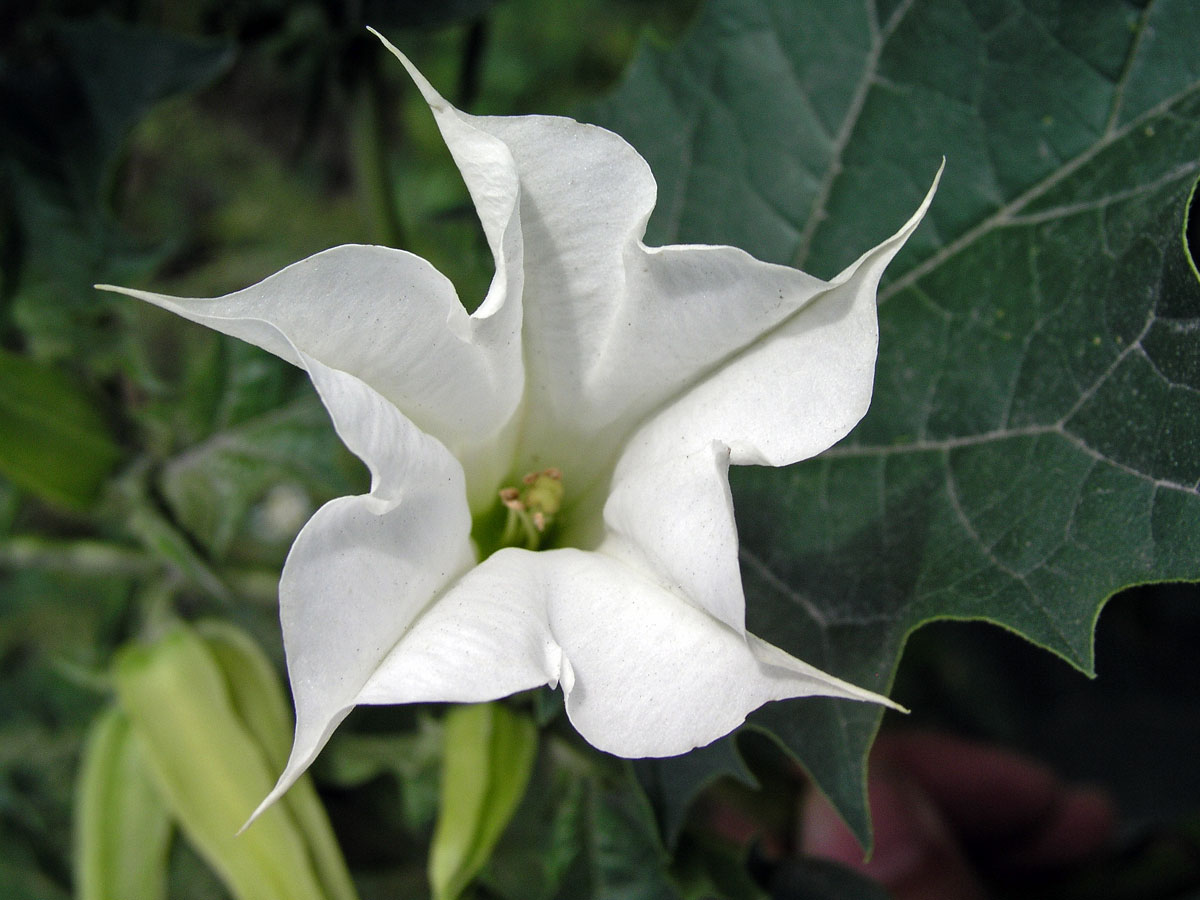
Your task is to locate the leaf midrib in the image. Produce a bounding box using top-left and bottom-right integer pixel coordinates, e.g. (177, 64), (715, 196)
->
(790, 0), (917, 270)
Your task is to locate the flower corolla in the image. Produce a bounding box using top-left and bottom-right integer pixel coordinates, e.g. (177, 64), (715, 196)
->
(104, 31), (939, 813)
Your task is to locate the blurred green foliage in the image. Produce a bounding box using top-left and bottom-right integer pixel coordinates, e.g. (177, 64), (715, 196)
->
(0, 2), (700, 898)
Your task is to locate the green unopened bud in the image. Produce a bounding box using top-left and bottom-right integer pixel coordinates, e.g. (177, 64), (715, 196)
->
(75, 707), (172, 900)
(111, 622), (358, 900)
(429, 703), (537, 900)
(196, 621), (358, 900)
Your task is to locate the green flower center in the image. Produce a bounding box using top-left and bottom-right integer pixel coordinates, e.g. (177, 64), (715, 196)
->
(473, 468), (566, 557)
(497, 468), (563, 550)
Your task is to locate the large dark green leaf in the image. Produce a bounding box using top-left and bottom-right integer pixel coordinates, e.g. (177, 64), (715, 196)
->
(0, 18), (232, 356)
(593, 0), (1200, 845)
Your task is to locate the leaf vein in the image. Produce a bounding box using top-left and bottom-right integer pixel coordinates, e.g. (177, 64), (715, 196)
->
(791, 0), (917, 269)
(880, 79), (1200, 303)
(739, 545), (829, 628)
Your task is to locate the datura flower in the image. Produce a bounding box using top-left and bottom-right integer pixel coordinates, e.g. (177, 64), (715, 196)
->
(103, 31), (939, 814)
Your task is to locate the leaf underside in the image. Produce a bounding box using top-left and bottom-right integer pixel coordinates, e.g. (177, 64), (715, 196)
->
(593, 0), (1200, 845)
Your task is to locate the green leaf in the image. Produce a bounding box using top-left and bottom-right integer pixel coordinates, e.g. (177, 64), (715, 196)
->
(1, 18), (232, 357)
(159, 393), (353, 560)
(429, 703), (538, 900)
(116, 470), (233, 604)
(485, 756), (685, 900)
(577, 777), (687, 900)
(143, 335), (360, 562)
(0, 349), (122, 508)
(594, 0), (1200, 846)
(634, 736), (755, 848)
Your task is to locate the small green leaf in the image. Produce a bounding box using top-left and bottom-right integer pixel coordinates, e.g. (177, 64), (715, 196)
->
(159, 394), (353, 559)
(430, 703), (538, 900)
(582, 777), (686, 900)
(117, 471), (232, 603)
(635, 736), (755, 849)
(146, 339), (358, 561)
(0, 349), (121, 507)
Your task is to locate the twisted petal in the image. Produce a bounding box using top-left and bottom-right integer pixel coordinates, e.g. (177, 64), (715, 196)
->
(604, 168), (942, 632)
(351, 548), (895, 758)
(378, 38), (850, 492)
(255, 350), (476, 815)
(100, 141), (526, 508)
(546, 550), (900, 756)
(601, 441), (744, 632)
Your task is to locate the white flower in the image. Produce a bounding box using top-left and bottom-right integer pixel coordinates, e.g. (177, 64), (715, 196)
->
(103, 31), (939, 812)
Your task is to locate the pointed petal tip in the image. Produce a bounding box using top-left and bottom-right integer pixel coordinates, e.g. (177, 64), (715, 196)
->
(236, 767), (298, 835)
(825, 678), (907, 714)
(236, 791), (277, 835)
(366, 27), (448, 112)
(896, 157), (944, 240)
(828, 667), (907, 713)
(924, 156), (946, 208)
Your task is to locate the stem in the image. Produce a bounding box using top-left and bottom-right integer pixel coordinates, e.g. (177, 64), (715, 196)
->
(457, 16), (489, 108)
(352, 57), (406, 249)
(0, 536), (157, 577)
(0, 535), (278, 604)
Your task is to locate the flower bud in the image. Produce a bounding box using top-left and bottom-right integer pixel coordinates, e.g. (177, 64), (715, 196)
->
(110, 622), (357, 900)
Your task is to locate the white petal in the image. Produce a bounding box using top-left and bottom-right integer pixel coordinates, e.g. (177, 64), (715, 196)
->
(353, 547), (894, 760)
(546, 550), (896, 757)
(357, 548), (564, 705)
(256, 353), (475, 813)
(601, 441), (745, 633)
(629, 166), (941, 470)
(602, 170), (941, 629)
(100, 251), (524, 510)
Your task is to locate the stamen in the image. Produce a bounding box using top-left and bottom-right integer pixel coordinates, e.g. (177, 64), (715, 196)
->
(495, 468), (564, 550)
